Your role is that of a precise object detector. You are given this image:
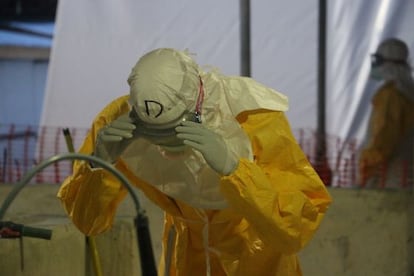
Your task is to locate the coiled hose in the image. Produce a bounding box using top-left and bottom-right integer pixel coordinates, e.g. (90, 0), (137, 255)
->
(0, 153), (157, 276)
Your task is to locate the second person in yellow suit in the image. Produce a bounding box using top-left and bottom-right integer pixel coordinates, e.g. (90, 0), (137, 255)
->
(58, 48), (332, 275)
(359, 38), (414, 188)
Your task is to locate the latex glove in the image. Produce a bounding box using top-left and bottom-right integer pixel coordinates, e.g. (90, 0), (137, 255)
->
(94, 114), (136, 164)
(175, 121), (238, 175)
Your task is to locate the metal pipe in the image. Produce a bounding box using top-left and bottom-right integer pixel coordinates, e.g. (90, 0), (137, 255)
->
(317, 0), (327, 152)
(0, 153), (142, 218)
(313, 0), (332, 186)
(240, 0), (251, 77)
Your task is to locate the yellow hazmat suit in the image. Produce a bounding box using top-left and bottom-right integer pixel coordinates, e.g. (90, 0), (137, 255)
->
(58, 48), (331, 275)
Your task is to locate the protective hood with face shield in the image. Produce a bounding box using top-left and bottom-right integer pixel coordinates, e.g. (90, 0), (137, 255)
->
(116, 48), (288, 209)
(370, 38), (414, 100)
(127, 48), (203, 151)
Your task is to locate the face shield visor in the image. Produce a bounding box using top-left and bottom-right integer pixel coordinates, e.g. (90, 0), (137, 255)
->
(370, 53), (407, 68)
(129, 104), (202, 148)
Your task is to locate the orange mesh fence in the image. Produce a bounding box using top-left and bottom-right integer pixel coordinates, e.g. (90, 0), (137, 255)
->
(0, 124), (89, 184)
(0, 124), (412, 188)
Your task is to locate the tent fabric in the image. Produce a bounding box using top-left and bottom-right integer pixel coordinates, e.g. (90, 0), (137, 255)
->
(40, 0), (414, 145)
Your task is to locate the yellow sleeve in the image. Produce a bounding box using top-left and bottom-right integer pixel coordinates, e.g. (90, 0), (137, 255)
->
(220, 110), (332, 254)
(57, 95), (131, 236)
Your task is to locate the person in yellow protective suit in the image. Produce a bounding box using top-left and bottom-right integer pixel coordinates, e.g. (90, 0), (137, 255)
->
(359, 38), (414, 188)
(58, 48), (332, 275)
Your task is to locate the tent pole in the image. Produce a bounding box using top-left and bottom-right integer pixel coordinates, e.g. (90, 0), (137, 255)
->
(315, 0), (332, 186)
(317, 0), (326, 139)
(240, 0), (251, 77)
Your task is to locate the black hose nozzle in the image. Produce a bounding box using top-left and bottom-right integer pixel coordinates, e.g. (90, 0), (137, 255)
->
(0, 221), (52, 240)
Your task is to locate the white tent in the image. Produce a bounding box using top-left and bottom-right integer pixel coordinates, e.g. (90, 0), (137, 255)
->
(41, 0), (414, 144)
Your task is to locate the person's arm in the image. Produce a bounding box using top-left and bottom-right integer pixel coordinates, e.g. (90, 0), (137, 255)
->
(220, 110), (332, 254)
(58, 95), (131, 236)
(58, 95), (183, 236)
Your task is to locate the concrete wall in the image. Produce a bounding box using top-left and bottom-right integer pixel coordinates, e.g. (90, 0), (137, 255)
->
(0, 185), (413, 275)
(299, 188), (414, 276)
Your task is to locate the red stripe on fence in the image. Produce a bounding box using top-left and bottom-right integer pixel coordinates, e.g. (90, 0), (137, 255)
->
(7, 125), (15, 183)
(54, 128), (61, 183)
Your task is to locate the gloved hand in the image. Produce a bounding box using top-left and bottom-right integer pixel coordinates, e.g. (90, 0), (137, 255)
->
(175, 121), (239, 175)
(93, 114), (136, 165)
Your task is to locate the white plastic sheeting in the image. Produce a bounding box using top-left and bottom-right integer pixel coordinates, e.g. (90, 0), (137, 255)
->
(41, 0), (414, 144)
